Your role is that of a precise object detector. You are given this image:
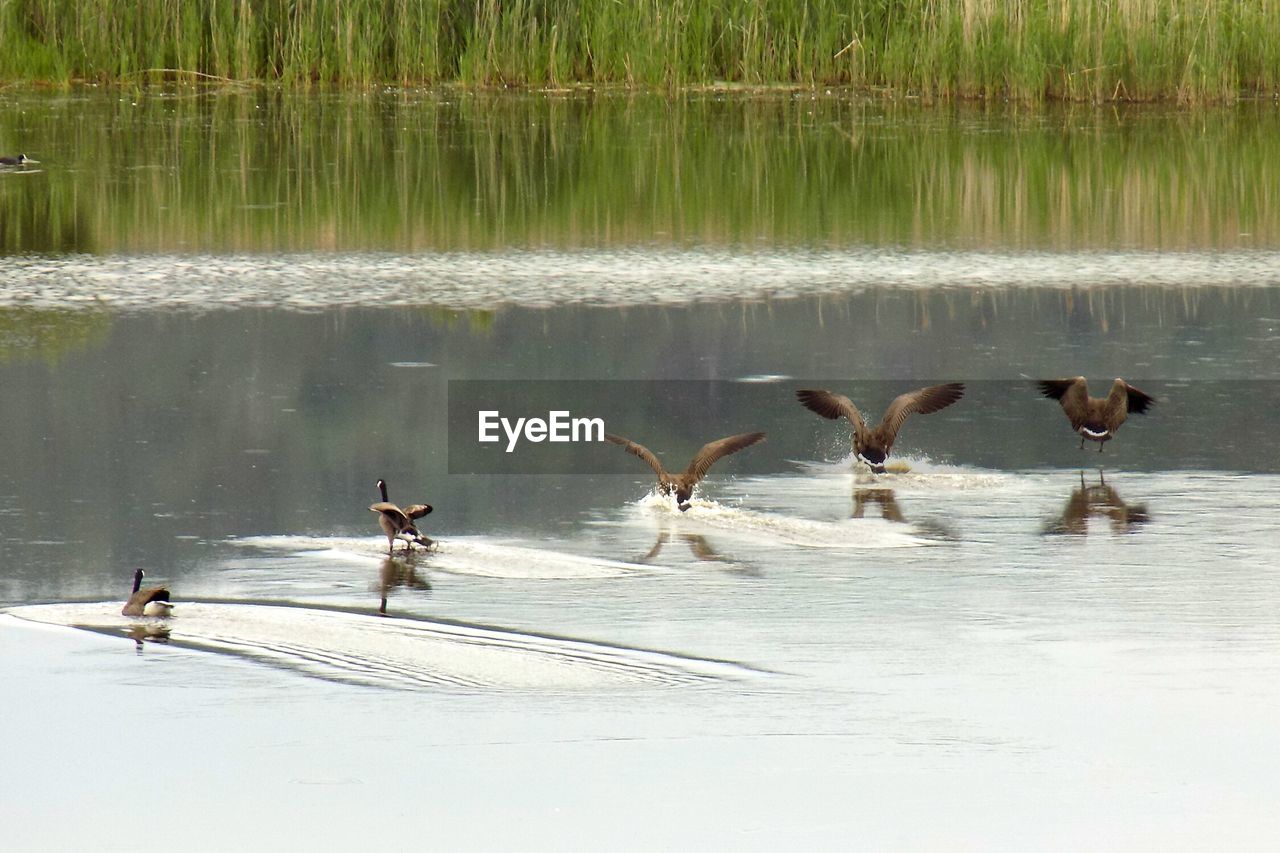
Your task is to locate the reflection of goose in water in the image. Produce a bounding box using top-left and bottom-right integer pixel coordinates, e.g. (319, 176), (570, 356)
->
(852, 488), (906, 523)
(126, 623), (171, 650)
(1037, 377), (1155, 451)
(797, 383), (964, 473)
(369, 478), (433, 554)
(376, 556), (431, 613)
(640, 527), (730, 564)
(605, 431), (766, 511)
(1044, 471), (1150, 535)
(121, 570), (173, 617)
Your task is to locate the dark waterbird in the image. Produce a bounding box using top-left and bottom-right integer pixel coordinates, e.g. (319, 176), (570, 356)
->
(369, 478), (433, 554)
(1037, 377), (1155, 451)
(0, 154), (38, 166)
(796, 383), (965, 473)
(605, 431), (766, 511)
(121, 569), (173, 617)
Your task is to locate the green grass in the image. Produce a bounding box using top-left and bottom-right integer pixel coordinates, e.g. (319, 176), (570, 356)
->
(1, 0), (1279, 100)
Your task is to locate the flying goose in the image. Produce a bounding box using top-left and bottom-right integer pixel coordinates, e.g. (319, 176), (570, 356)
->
(605, 431), (766, 511)
(369, 478), (432, 554)
(121, 569), (173, 617)
(796, 383), (965, 473)
(1037, 377), (1155, 450)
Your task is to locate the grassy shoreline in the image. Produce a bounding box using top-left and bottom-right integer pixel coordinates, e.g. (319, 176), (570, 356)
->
(2, 1), (1279, 102)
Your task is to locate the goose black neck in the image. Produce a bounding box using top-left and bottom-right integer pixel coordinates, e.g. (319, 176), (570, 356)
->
(132, 570), (144, 593)
(377, 479), (389, 502)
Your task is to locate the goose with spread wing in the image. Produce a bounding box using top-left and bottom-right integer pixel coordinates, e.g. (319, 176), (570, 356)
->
(605, 431), (766, 511)
(796, 383), (965, 473)
(1036, 377), (1155, 451)
(369, 478), (433, 553)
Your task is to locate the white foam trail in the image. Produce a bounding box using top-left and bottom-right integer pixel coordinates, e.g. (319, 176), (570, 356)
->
(5, 603), (761, 691)
(236, 535), (650, 579)
(788, 455), (1015, 491)
(630, 492), (924, 549)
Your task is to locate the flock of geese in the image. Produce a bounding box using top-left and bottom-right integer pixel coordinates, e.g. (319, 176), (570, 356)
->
(122, 375), (1156, 616)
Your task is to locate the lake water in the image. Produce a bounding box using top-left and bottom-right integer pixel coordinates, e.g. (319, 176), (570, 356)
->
(2, 90), (1279, 850)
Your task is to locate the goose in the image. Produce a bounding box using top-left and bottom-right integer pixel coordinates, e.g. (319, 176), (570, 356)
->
(0, 154), (38, 166)
(796, 383), (965, 473)
(121, 569), (173, 617)
(605, 431), (766, 511)
(369, 478), (432, 554)
(1037, 377), (1154, 451)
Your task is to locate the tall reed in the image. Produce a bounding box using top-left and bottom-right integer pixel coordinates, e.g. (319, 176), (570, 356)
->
(1, 1), (1278, 99)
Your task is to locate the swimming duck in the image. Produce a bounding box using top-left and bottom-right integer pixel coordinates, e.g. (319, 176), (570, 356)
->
(796, 383), (965, 473)
(605, 431), (766, 511)
(369, 478), (432, 554)
(121, 569), (173, 617)
(1037, 377), (1154, 451)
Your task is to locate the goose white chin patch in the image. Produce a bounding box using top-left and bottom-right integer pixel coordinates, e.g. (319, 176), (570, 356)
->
(1082, 427), (1110, 438)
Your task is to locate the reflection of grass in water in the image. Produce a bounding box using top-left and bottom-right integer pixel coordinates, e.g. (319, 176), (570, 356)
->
(0, 0), (1279, 101)
(422, 307), (495, 334)
(5, 91), (1280, 252)
(0, 309), (111, 365)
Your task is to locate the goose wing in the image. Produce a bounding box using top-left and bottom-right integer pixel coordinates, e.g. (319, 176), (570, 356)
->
(1104, 379), (1155, 430)
(877, 382), (965, 447)
(123, 586), (170, 616)
(1038, 377), (1090, 431)
(605, 433), (668, 478)
(1122, 380), (1155, 415)
(796, 389), (868, 439)
(370, 502), (411, 527)
(402, 503), (433, 519)
(682, 432), (766, 483)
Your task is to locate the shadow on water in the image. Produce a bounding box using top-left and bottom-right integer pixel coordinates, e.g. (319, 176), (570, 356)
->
(1042, 471), (1151, 536)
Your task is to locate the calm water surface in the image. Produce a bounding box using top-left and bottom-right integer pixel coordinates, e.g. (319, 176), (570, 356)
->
(2, 91), (1279, 850)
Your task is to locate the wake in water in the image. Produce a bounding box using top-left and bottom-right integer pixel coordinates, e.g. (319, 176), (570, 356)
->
(623, 490), (925, 549)
(236, 534), (652, 580)
(4, 603), (764, 692)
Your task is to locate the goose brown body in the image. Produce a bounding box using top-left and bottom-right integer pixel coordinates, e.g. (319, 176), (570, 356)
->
(796, 382), (965, 473)
(122, 569), (172, 617)
(1037, 377), (1155, 450)
(605, 431), (766, 510)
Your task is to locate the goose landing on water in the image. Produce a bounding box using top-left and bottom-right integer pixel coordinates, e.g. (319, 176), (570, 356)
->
(1037, 377), (1155, 451)
(121, 570), (173, 617)
(369, 478), (433, 554)
(796, 383), (965, 473)
(605, 432), (766, 511)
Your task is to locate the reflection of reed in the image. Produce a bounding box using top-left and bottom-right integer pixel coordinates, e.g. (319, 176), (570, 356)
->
(376, 557), (431, 615)
(1044, 471), (1150, 535)
(6, 94), (1280, 254)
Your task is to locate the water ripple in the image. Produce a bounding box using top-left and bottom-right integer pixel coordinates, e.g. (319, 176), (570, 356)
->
(4, 248), (1279, 311)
